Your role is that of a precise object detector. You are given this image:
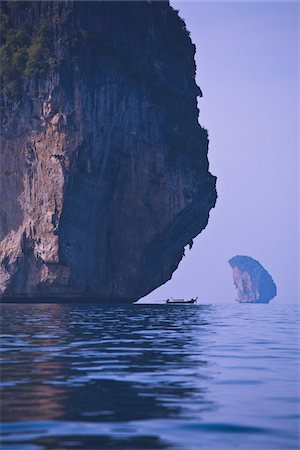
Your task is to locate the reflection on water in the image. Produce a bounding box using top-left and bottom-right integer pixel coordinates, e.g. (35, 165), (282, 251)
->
(0, 303), (299, 449)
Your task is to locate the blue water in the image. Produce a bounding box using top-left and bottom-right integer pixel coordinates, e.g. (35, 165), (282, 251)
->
(0, 303), (299, 450)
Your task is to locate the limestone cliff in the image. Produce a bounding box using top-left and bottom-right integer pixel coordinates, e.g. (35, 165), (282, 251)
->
(229, 256), (277, 303)
(0, 1), (217, 301)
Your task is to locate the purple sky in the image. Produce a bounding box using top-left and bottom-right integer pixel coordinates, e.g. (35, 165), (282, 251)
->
(142, 1), (299, 303)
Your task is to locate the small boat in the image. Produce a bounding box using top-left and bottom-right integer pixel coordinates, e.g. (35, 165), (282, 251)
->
(166, 297), (198, 304)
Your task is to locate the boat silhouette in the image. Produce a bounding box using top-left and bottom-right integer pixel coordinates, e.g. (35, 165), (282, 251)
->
(166, 297), (198, 304)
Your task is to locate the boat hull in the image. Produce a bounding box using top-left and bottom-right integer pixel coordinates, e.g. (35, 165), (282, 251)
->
(166, 299), (197, 304)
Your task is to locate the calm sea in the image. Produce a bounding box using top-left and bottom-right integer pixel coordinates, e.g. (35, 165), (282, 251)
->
(0, 303), (299, 450)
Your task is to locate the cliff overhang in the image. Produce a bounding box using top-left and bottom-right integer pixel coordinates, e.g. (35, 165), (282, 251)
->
(0, 1), (217, 302)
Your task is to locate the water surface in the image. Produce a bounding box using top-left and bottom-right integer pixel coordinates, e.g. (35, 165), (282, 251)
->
(1, 303), (299, 449)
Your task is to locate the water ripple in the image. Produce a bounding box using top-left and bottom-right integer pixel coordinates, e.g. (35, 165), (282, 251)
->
(0, 303), (299, 450)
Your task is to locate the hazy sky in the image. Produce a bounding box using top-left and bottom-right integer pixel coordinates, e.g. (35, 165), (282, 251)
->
(142, 1), (299, 303)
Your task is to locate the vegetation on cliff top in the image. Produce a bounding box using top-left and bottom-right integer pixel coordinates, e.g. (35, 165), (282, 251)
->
(0, 9), (54, 97)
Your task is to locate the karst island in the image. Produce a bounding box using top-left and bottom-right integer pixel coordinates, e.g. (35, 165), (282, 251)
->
(0, 1), (217, 303)
(229, 255), (277, 303)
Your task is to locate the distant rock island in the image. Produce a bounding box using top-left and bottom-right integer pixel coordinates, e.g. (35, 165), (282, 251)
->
(228, 256), (277, 303)
(0, 1), (216, 302)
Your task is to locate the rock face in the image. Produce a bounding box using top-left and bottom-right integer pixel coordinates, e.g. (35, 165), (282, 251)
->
(0, 1), (217, 302)
(229, 256), (277, 303)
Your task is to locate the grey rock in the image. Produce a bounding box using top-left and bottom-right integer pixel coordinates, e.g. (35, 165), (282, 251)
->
(229, 255), (277, 303)
(0, 1), (217, 302)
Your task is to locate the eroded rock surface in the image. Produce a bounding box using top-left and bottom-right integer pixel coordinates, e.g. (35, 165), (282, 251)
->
(0, 1), (217, 301)
(229, 256), (277, 303)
